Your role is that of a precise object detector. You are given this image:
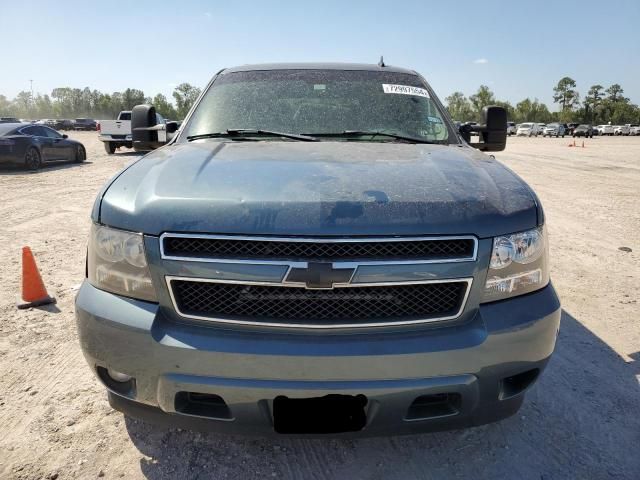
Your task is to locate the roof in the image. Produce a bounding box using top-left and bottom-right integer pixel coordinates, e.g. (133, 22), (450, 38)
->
(222, 62), (417, 75)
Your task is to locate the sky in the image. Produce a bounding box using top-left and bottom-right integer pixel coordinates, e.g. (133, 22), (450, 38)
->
(3, 0), (639, 110)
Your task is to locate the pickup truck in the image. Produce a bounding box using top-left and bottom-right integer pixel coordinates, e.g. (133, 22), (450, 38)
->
(98, 110), (168, 154)
(75, 63), (560, 436)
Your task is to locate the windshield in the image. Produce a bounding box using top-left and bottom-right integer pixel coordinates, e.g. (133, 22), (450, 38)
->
(183, 69), (453, 143)
(520, 123), (533, 128)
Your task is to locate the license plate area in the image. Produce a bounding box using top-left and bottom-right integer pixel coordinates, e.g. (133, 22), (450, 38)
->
(273, 394), (367, 434)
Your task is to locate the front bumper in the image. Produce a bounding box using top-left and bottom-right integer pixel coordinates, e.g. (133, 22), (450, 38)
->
(75, 282), (561, 436)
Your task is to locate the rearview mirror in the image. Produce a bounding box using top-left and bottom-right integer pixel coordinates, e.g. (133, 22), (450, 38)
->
(459, 106), (507, 152)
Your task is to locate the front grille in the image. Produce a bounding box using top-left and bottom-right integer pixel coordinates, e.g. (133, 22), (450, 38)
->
(162, 236), (475, 262)
(170, 280), (468, 326)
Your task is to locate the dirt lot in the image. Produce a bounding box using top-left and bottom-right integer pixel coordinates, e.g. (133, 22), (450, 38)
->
(0, 132), (638, 479)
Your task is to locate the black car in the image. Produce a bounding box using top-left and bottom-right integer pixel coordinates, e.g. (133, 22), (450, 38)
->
(74, 118), (97, 131)
(0, 123), (86, 170)
(566, 123), (580, 136)
(0, 117), (20, 124)
(573, 124), (594, 138)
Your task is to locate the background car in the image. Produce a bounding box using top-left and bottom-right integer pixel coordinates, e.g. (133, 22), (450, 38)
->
(598, 124), (614, 136)
(73, 118), (97, 131)
(630, 125), (640, 135)
(566, 123), (580, 136)
(0, 117), (20, 124)
(573, 125), (594, 138)
(614, 125), (630, 135)
(543, 123), (566, 137)
(507, 121), (517, 135)
(516, 122), (539, 136)
(0, 123), (86, 170)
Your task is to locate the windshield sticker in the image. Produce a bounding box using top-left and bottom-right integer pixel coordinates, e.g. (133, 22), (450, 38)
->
(313, 84), (326, 90)
(382, 84), (430, 98)
(427, 116), (443, 123)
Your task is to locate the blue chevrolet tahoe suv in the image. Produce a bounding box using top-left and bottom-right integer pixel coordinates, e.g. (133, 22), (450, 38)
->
(75, 63), (561, 436)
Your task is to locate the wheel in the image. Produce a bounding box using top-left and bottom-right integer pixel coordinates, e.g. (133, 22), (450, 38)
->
(104, 142), (116, 154)
(75, 145), (86, 163)
(24, 147), (41, 171)
(562, 135), (565, 138)
(555, 134), (559, 138)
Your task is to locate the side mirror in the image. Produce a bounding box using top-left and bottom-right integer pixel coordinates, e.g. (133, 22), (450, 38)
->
(166, 121), (179, 134)
(459, 106), (507, 152)
(62, 134), (68, 139)
(132, 104), (165, 151)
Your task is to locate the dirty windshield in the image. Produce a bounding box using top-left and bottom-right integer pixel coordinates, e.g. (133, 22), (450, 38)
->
(183, 69), (453, 143)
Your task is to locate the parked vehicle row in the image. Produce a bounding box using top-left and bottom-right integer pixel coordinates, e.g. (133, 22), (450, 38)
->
(508, 121), (640, 138)
(1, 117), (98, 131)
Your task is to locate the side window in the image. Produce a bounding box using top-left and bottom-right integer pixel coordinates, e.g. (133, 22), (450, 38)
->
(22, 126), (46, 137)
(42, 127), (62, 139)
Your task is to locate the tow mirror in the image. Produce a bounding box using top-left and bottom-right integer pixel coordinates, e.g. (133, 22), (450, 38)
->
(459, 106), (507, 152)
(166, 121), (179, 134)
(132, 104), (166, 152)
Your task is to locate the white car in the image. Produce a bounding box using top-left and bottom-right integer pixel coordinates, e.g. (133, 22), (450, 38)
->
(516, 122), (539, 137)
(629, 125), (640, 135)
(507, 122), (517, 136)
(598, 125), (614, 136)
(614, 125), (630, 136)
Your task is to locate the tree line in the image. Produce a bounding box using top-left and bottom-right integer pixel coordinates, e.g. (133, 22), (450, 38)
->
(0, 83), (202, 121)
(446, 78), (639, 125)
(2, 76), (637, 126)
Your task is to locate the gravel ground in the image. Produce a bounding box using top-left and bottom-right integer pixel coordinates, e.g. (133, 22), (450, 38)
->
(0, 133), (638, 480)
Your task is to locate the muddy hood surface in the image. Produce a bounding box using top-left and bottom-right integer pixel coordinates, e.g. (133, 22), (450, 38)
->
(97, 141), (540, 238)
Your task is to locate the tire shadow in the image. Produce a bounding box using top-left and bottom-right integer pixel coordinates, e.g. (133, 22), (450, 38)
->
(124, 309), (640, 480)
(0, 161), (94, 175)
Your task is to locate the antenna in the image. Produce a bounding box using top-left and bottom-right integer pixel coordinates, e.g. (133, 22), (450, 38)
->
(378, 56), (385, 68)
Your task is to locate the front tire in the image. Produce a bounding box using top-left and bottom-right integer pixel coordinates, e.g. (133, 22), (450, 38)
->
(104, 142), (116, 155)
(75, 145), (86, 163)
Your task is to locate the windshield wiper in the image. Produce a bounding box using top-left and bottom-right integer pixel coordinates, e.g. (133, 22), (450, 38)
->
(187, 129), (318, 142)
(304, 130), (442, 144)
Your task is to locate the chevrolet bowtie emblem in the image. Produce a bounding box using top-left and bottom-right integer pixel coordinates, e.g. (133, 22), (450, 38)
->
(285, 262), (355, 289)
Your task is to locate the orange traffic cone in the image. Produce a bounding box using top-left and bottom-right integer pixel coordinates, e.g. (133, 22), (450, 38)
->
(17, 247), (56, 309)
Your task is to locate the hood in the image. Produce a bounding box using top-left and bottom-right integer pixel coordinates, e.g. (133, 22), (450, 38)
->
(97, 141), (540, 238)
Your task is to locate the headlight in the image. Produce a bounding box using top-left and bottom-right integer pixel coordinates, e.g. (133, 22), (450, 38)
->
(88, 224), (157, 302)
(482, 226), (549, 302)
